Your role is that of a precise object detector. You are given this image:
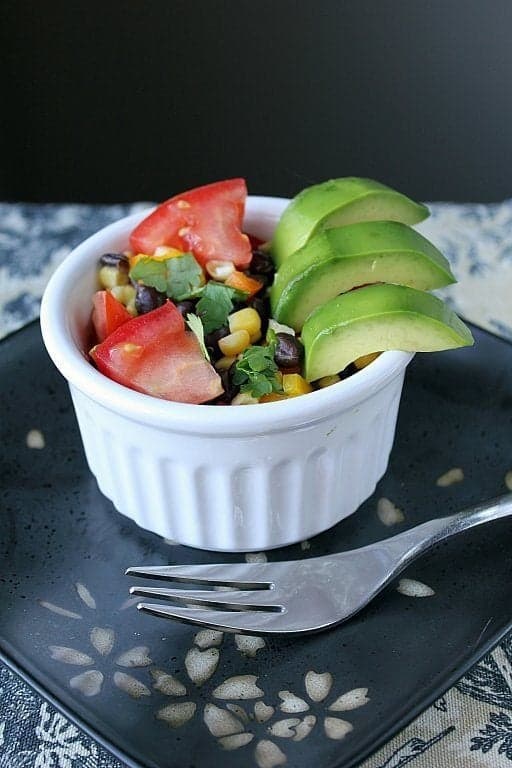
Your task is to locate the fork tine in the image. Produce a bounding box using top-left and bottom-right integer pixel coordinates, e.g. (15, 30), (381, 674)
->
(129, 585), (282, 612)
(125, 563), (273, 588)
(136, 602), (291, 634)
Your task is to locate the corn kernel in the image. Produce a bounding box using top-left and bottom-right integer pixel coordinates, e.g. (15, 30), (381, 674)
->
(215, 355), (237, 371)
(249, 329), (262, 344)
(98, 265), (129, 289)
(317, 374), (341, 388)
(228, 307), (261, 338)
(231, 392), (259, 405)
(206, 260), (236, 282)
(110, 285), (136, 307)
(353, 352), (380, 370)
(283, 373), (313, 397)
(218, 330), (251, 356)
(260, 392), (288, 403)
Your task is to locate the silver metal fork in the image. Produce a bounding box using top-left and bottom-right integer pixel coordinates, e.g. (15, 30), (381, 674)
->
(127, 494), (512, 635)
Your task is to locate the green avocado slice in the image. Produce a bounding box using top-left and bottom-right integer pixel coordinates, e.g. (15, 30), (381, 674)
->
(302, 284), (474, 381)
(271, 221), (455, 331)
(272, 177), (429, 266)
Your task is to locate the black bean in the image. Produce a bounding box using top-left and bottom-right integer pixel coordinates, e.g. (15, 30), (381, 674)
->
(249, 296), (270, 335)
(340, 363), (357, 379)
(250, 249), (275, 276)
(135, 285), (166, 315)
(274, 333), (303, 368)
(217, 363), (240, 402)
(231, 299), (248, 313)
(99, 252), (129, 271)
(205, 326), (230, 361)
(175, 300), (197, 318)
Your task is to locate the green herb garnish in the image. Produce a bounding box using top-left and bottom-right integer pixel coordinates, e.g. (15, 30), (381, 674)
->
(186, 314), (210, 361)
(130, 253), (204, 301)
(196, 282), (246, 334)
(129, 258), (167, 293)
(233, 343), (283, 398)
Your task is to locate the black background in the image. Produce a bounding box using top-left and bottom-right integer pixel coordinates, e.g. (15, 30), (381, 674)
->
(2, 0), (510, 203)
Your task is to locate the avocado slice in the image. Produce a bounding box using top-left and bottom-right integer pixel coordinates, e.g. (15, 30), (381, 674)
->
(302, 284), (473, 381)
(272, 178), (429, 266)
(271, 221), (455, 331)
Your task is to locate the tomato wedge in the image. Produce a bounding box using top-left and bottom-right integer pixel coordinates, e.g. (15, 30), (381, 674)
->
(90, 302), (223, 404)
(92, 290), (132, 342)
(129, 179), (252, 269)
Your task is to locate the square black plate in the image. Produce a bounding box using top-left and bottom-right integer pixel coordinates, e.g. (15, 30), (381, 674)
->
(1, 322), (511, 768)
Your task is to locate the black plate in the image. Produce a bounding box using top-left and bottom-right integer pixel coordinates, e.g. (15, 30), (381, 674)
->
(1, 322), (511, 768)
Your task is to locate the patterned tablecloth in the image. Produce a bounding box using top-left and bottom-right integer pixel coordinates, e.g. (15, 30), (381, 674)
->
(0, 200), (511, 768)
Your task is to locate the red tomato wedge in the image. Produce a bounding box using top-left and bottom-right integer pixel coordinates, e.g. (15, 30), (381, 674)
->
(92, 290), (132, 342)
(129, 179), (252, 269)
(90, 302), (223, 404)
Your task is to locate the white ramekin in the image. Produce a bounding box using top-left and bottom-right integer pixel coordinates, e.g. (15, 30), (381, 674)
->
(40, 196), (413, 551)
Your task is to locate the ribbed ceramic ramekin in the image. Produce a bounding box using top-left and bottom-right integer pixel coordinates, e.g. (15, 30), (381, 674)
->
(40, 197), (413, 551)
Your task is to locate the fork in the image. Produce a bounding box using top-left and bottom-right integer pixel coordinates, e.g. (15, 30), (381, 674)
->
(126, 494), (512, 635)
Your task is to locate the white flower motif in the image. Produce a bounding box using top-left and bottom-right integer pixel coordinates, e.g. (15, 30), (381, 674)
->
(272, 671), (370, 743)
(34, 702), (97, 767)
(202, 670), (369, 766)
(152, 625), (266, 728)
(204, 697), (286, 768)
(41, 583), (152, 699)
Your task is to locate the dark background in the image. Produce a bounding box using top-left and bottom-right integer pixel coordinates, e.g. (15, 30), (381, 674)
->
(1, 0), (510, 203)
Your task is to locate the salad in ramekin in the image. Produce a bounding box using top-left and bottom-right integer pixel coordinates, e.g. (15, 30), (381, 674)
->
(40, 178), (472, 551)
(85, 178), (472, 408)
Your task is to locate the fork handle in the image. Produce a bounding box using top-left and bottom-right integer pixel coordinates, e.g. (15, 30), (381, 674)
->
(383, 493), (512, 564)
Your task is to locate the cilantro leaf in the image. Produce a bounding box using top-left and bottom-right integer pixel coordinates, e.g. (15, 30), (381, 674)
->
(166, 255), (204, 301)
(196, 282), (239, 334)
(129, 253), (204, 301)
(129, 258), (167, 293)
(233, 344), (283, 398)
(186, 314), (210, 360)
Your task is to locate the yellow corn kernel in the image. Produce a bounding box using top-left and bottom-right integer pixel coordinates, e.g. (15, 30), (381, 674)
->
(228, 307), (261, 338)
(353, 352), (380, 370)
(218, 330), (251, 356)
(249, 329), (262, 344)
(260, 392), (288, 403)
(317, 374), (341, 388)
(206, 260), (236, 282)
(282, 373), (313, 397)
(231, 392), (259, 405)
(98, 265), (129, 289)
(215, 355), (237, 371)
(110, 285), (136, 307)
